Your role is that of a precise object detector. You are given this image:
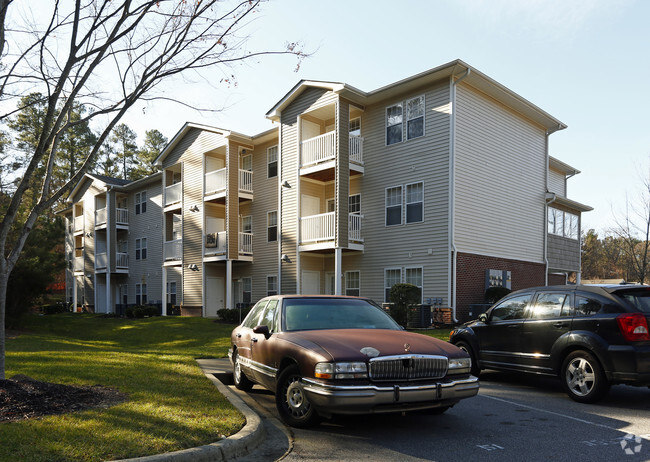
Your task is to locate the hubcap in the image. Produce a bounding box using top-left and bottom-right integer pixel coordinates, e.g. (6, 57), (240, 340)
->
(285, 378), (309, 417)
(566, 358), (595, 396)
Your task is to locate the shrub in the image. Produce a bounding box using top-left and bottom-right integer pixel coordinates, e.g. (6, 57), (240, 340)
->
(388, 283), (421, 328)
(126, 305), (159, 318)
(217, 307), (251, 324)
(41, 303), (69, 315)
(485, 286), (512, 304)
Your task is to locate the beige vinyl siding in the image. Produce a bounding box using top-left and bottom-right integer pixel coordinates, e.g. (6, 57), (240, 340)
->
(455, 82), (546, 264)
(548, 168), (566, 196)
(354, 81), (452, 305)
(280, 88), (338, 294)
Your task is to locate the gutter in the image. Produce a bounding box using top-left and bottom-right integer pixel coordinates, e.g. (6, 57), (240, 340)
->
(449, 68), (470, 324)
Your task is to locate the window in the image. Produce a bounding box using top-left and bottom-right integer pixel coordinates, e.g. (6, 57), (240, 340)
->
(327, 198), (335, 212)
(405, 267), (423, 302)
(267, 145), (278, 178)
(135, 191), (147, 214)
(135, 283), (148, 305)
(386, 103), (403, 145)
(490, 295), (531, 321)
(167, 282), (177, 306)
(385, 186), (402, 226)
(575, 296), (603, 316)
(349, 117), (361, 136)
(384, 268), (402, 302)
(260, 299), (279, 332)
(345, 271), (360, 297)
(242, 216), (252, 234)
(243, 299), (268, 328)
(242, 277), (252, 304)
(349, 194), (361, 214)
(548, 207), (579, 239)
(241, 153), (252, 171)
(406, 182), (423, 223)
(267, 211), (277, 242)
(406, 95), (425, 140)
(267, 275), (278, 296)
(135, 238), (147, 260)
(531, 293), (569, 319)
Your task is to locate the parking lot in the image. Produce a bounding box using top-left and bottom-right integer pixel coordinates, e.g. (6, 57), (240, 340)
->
(229, 370), (650, 462)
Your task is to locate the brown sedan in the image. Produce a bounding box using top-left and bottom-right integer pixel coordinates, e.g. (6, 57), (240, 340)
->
(229, 295), (479, 427)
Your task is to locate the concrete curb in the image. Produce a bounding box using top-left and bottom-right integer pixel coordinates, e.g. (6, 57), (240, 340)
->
(111, 359), (265, 462)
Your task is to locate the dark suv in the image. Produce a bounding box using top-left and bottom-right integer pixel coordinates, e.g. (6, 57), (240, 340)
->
(450, 284), (650, 402)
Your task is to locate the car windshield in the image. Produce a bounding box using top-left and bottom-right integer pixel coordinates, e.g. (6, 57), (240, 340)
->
(615, 289), (650, 313)
(283, 298), (400, 331)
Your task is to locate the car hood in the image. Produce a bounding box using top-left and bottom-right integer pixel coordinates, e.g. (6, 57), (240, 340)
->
(282, 329), (464, 361)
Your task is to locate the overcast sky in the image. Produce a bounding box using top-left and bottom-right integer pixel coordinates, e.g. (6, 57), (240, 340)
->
(119, 0), (650, 234)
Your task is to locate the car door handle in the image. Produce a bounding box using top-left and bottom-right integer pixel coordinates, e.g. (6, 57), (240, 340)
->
(508, 324), (521, 328)
(553, 322), (567, 328)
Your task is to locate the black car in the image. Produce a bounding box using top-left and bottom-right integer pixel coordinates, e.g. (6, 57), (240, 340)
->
(450, 284), (650, 402)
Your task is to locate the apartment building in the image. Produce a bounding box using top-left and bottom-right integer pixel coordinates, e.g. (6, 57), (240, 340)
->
(62, 59), (591, 321)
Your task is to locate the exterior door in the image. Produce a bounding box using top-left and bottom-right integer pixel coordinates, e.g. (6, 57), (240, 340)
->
(205, 276), (224, 317)
(302, 271), (320, 295)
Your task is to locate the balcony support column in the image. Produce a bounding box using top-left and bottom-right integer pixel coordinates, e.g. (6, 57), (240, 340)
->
(334, 247), (343, 296)
(162, 266), (168, 316)
(226, 259), (233, 310)
(106, 191), (112, 313)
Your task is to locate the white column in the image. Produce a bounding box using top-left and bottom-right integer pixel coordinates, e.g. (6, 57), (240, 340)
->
(162, 266), (167, 316)
(106, 192), (112, 313)
(73, 277), (78, 312)
(106, 272), (111, 314)
(226, 259), (233, 309)
(334, 247), (343, 295)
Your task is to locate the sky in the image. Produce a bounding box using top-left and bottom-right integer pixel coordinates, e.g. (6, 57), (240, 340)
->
(119, 0), (650, 234)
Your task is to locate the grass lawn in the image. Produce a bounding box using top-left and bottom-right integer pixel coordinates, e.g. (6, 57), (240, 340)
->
(2, 313), (243, 462)
(409, 328), (452, 341)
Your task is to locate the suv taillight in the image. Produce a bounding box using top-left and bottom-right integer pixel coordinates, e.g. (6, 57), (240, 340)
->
(617, 313), (650, 342)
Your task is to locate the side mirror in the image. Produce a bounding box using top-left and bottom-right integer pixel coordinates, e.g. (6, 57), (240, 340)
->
(478, 313), (488, 323)
(253, 325), (271, 339)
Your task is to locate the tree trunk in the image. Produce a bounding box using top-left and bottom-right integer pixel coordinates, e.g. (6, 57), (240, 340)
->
(0, 261), (8, 380)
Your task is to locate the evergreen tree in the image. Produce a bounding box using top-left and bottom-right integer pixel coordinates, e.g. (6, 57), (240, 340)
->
(131, 129), (167, 180)
(110, 123), (138, 180)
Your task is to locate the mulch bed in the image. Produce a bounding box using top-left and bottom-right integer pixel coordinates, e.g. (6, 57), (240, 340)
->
(0, 375), (128, 422)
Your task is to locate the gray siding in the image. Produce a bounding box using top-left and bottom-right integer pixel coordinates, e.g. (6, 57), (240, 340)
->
(548, 168), (566, 196)
(455, 82), (547, 264)
(548, 234), (580, 272)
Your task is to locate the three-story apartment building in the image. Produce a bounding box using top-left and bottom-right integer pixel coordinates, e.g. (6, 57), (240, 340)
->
(62, 59), (591, 321)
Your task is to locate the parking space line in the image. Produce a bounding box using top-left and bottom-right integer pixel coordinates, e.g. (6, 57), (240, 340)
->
(480, 394), (620, 431)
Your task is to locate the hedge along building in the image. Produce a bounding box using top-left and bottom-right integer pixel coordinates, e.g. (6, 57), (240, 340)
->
(62, 59), (591, 321)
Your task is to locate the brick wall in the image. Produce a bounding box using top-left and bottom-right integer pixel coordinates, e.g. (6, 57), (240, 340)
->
(455, 252), (546, 322)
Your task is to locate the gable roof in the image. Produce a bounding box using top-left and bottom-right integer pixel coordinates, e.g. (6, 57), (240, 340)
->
(266, 59), (566, 133)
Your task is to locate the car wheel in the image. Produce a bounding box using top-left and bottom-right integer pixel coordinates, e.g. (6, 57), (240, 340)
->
(275, 365), (321, 428)
(561, 350), (609, 403)
(455, 341), (480, 377)
(232, 350), (253, 391)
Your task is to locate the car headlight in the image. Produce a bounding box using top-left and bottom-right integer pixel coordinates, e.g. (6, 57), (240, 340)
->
(447, 357), (471, 374)
(315, 362), (368, 379)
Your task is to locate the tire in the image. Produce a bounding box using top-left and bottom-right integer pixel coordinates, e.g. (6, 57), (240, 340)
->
(232, 350), (254, 391)
(455, 341), (480, 377)
(561, 350), (609, 403)
(275, 365), (321, 428)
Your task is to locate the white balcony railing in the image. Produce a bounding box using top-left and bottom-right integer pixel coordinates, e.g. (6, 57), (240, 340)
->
(301, 212), (335, 243)
(205, 168), (226, 195)
(239, 232), (253, 254)
(239, 169), (253, 193)
(74, 255), (84, 271)
(116, 252), (129, 268)
(96, 252), (107, 269)
(164, 182), (182, 206)
(164, 239), (182, 261)
(95, 208), (107, 227)
(116, 208), (129, 225)
(349, 135), (364, 164)
(73, 215), (84, 232)
(205, 231), (227, 255)
(349, 213), (364, 242)
(301, 131), (336, 167)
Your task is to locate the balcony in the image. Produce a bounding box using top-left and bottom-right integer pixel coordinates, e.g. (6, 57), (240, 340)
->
(95, 207), (129, 228)
(300, 212), (364, 246)
(73, 215), (84, 233)
(205, 168), (253, 199)
(239, 232), (253, 255)
(205, 231), (227, 255)
(349, 135), (364, 165)
(96, 252), (108, 270)
(74, 255), (84, 272)
(300, 132), (364, 181)
(95, 208), (107, 228)
(116, 208), (128, 226)
(301, 132), (336, 168)
(164, 239), (182, 261)
(116, 252), (129, 269)
(164, 182), (182, 207)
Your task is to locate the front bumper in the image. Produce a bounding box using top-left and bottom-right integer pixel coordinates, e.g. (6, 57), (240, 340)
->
(301, 375), (479, 415)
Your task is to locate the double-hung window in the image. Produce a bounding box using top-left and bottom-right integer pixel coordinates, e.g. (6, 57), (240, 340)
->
(345, 271), (360, 297)
(268, 146), (278, 178)
(135, 191), (147, 214)
(406, 182), (424, 223)
(349, 194), (361, 214)
(406, 96), (425, 140)
(405, 267), (423, 302)
(385, 186), (403, 226)
(136, 283), (147, 305)
(135, 238), (147, 260)
(386, 104), (403, 145)
(267, 275), (278, 296)
(242, 216), (252, 234)
(267, 211), (278, 242)
(167, 282), (177, 306)
(384, 268), (402, 303)
(242, 277), (252, 304)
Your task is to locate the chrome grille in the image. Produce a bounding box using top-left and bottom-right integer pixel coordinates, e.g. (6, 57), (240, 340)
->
(368, 355), (448, 381)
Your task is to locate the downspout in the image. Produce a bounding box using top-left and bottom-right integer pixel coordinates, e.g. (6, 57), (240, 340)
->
(277, 123), (283, 294)
(545, 190), (557, 286)
(449, 68), (470, 323)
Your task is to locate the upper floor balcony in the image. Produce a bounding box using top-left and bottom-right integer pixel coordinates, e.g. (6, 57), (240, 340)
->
(96, 252), (129, 271)
(204, 168), (253, 201)
(73, 215), (84, 234)
(73, 255), (84, 273)
(300, 212), (364, 250)
(94, 207), (129, 229)
(164, 182), (182, 209)
(203, 231), (253, 260)
(300, 132), (364, 180)
(164, 238), (182, 263)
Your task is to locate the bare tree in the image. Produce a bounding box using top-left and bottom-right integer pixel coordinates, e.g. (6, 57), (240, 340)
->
(0, 0), (305, 379)
(610, 162), (650, 284)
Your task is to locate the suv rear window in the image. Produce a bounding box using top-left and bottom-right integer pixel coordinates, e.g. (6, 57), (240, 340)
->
(615, 289), (650, 313)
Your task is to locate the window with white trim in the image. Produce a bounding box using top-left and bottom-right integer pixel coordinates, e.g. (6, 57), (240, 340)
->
(267, 275), (278, 296)
(267, 145), (278, 178)
(267, 211), (277, 242)
(548, 207), (579, 240)
(384, 268), (402, 303)
(349, 117), (361, 136)
(242, 215), (252, 234)
(345, 271), (360, 297)
(136, 283), (148, 305)
(386, 103), (403, 145)
(406, 95), (425, 140)
(405, 267), (423, 302)
(385, 186), (402, 226)
(135, 191), (147, 214)
(242, 277), (252, 304)
(406, 182), (424, 223)
(167, 282), (177, 306)
(349, 194), (361, 214)
(241, 152), (252, 171)
(135, 238), (147, 260)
